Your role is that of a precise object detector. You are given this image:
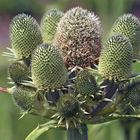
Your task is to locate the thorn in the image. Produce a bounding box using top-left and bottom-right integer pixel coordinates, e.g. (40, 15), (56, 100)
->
(66, 84), (73, 87)
(66, 120), (70, 130)
(70, 77), (77, 80)
(90, 95), (95, 98)
(51, 89), (55, 92)
(67, 66), (77, 76)
(7, 47), (14, 52)
(77, 94), (82, 98)
(96, 92), (102, 96)
(92, 64), (98, 69)
(62, 87), (67, 90)
(79, 100), (86, 105)
(58, 117), (63, 125)
(57, 88), (61, 91)
(51, 113), (59, 118)
(18, 111), (28, 120)
(7, 77), (11, 80)
(103, 98), (113, 102)
(81, 108), (90, 114)
(100, 85), (108, 89)
(72, 120), (77, 127)
(21, 82), (35, 87)
(8, 81), (14, 84)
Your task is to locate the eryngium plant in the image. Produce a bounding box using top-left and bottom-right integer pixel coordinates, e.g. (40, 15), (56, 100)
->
(1, 6), (140, 140)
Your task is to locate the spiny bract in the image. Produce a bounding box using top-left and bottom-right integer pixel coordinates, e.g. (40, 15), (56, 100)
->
(10, 13), (42, 60)
(57, 94), (80, 118)
(31, 43), (67, 91)
(8, 61), (31, 84)
(40, 8), (63, 43)
(12, 85), (37, 110)
(53, 7), (102, 68)
(110, 14), (140, 59)
(75, 69), (98, 96)
(98, 34), (133, 81)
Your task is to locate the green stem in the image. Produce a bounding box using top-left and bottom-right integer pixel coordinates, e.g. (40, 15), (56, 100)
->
(67, 124), (88, 140)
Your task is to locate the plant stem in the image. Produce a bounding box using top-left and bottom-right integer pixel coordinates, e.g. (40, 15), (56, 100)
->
(0, 87), (8, 93)
(67, 124), (88, 140)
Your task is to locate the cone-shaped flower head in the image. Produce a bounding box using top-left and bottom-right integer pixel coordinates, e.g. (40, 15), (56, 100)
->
(10, 14), (42, 60)
(8, 61), (31, 84)
(110, 14), (140, 59)
(57, 94), (80, 118)
(75, 68), (98, 96)
(31, 43), (67, 91)
(53, 7), (102, 68)
(12, 85), (37, 110)
(98, 34), (133, 81)
(40, 8), (63, 43)
(127, 83), (140, 107)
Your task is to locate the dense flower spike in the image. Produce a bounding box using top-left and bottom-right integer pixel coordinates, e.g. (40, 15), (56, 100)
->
(98, 34), (133, 81)
(8, 61), (31, 84)
(75, 68), (98, 97)
(31, 43), (67, 91)
(12, 85), (37, 110)
(110, 14), (140, 59)
(40, 8), (63, 43)
(10, 14), (42, 60)
(53, 7), (102, 68)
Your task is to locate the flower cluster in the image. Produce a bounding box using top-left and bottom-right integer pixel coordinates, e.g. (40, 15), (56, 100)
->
(2, 6), (140, 139)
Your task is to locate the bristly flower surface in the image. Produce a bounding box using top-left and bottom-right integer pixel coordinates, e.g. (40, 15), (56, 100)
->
(53, 7), (102, 68)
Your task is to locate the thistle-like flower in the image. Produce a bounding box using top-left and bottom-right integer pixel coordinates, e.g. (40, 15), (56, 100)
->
(31, 43), (67, 91)
(75, 68), (99, 97)
(40, 8), (63, 43)
(12, 85), (37, 111)
(10, 14), (42, 60)
(98, 34), (133, 81)
(53, 7), (102, 68)
(110, 14), (140, 60)
(53, 94), (82, 129)
(8, 61), (31, 85)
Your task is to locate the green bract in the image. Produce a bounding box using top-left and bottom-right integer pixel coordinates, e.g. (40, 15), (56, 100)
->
(57, 94), (80, 118)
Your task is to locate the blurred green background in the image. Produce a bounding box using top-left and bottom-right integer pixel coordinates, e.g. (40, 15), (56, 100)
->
(0, 0), (140, 140)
